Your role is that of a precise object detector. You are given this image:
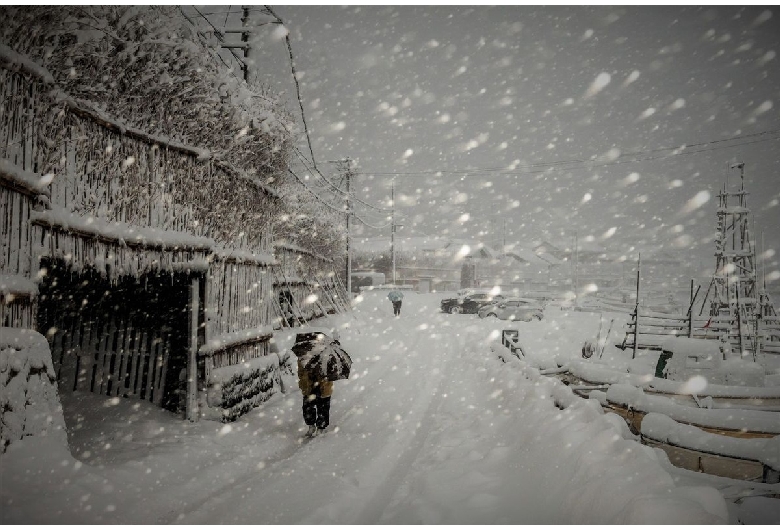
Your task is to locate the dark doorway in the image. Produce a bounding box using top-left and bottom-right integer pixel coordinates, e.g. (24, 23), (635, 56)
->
(36, 258), (196, 414)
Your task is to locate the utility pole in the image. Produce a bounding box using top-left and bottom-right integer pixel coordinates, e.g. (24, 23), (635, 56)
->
(345, 161), (352, 296)
(391, 180), (396, 285)
(329, 158), (354, 295)
(241, 6), (252, 82)
(574, 230), (579, 307)
(502, 219), (507, 257)
(633, 253), (641, 360)
(220, 6), (257, 82)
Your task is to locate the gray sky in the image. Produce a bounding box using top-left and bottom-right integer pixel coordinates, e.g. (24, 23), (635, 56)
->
(198, 5), (780, 271)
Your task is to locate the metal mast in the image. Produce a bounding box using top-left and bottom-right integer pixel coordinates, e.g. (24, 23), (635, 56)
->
(709, 163), (759, 358)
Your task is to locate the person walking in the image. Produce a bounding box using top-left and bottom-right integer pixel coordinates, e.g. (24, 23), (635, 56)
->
(388, 289), (404, 316)
(297, 355), (333, 437)
(293, 330), (349, 438)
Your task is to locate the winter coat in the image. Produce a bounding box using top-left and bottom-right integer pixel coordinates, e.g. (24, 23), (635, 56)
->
(298, 359), (333, 397)
(387, 290), (404, 302)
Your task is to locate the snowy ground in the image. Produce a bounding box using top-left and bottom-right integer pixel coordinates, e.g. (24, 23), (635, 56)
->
(1, 291), (778, 524)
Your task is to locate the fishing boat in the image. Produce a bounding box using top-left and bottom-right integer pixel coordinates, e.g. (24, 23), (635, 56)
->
(639, 413), (779, 483)
(602, 384), (780, 439)
(555, 358), (780, 411)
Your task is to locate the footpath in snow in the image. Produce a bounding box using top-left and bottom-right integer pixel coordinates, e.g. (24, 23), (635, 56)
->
(0, 291), (750, 523)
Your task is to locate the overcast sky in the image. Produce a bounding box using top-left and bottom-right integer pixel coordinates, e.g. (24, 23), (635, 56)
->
(196, 5), (780, 271)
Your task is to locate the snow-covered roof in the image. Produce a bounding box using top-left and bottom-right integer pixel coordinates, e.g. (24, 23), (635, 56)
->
(199, 326), (274, 356)
(535, 252), (563, 266)
(505, 248), (549, 266)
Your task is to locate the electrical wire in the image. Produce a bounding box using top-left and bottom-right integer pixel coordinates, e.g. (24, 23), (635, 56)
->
(355, 127), (780, 178)
(265, 6), (319, 173)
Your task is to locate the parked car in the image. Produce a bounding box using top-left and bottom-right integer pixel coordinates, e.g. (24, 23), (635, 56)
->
(440, 292), (498, 314)
(478, 297), (544, 321)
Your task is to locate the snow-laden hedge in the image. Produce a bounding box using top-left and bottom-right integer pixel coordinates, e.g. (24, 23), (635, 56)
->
(0, 328), (67, 453)
(0, 6), (346, 263)
(205, 350), (295, 423)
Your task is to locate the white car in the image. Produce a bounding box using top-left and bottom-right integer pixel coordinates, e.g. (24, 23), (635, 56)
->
(478, 297), (544, 321)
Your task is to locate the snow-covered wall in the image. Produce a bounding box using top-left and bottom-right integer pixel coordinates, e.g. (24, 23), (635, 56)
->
(204, 350), (295, 422)
(0, 327), (67, 453)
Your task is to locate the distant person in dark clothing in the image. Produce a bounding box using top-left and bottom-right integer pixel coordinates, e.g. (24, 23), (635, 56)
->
(388, 289), (404, 316)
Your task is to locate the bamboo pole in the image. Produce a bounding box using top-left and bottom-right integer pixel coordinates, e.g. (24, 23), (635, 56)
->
(633, 254), (640, 360)
(187, 276), (200, 422)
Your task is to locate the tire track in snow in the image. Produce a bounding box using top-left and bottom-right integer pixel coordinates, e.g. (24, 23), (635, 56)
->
(300, 310), (471, 523)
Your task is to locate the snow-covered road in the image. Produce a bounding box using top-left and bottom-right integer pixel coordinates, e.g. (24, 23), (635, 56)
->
(1, 291), (732, 524)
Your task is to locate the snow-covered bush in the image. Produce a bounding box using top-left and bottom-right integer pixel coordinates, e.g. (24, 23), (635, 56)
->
(0, 6), (345, 259)
(0, 6), (292, 180)
(0, 327), (67, 453)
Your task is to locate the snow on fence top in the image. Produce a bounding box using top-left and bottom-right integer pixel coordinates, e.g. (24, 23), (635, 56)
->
(199, 326), (275, 357)
(213, 247), (277, 267)
(0, 159), (52, 197)
(0, 42), (54, 84)
(53, 91), (212, 161)
(31, 208), (214, 251)
(606, 384), (780, 434)
(55, 92), (280, 201)
(274, 242), (333, 263)
(2, 45), (281, 201)
(641, 413), (780, 470)
(273, 275), (311, 285)
(0, 275), (37, 298)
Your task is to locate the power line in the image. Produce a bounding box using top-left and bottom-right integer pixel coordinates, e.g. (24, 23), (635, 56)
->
(290, 144), (392, 212)
(265, 6), (319, 173)
(354, 127), (780, 177)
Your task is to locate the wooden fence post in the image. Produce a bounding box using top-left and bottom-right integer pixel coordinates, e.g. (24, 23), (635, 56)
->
(187, 276), (200, 422)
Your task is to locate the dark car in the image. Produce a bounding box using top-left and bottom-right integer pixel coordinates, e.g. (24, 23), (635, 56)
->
(440, 292), (498, 314)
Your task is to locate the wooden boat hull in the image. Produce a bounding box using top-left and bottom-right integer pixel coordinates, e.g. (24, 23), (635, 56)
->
(603, 401), (777, 439)
(641, 435), (776, 483)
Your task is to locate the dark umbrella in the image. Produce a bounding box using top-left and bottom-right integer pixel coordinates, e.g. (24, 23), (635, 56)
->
(299, 340), (352, 382)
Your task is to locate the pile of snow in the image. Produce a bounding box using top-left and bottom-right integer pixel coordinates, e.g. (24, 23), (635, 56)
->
(0, 327), (67, 452)
(661, 337), (766, 387)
